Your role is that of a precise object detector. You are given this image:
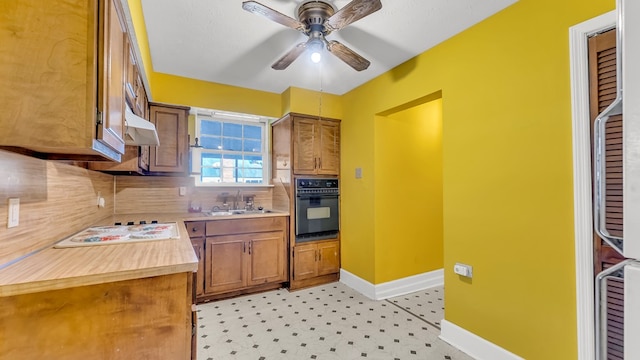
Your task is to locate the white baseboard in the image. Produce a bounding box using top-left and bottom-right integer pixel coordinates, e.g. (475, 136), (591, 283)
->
(440, 320), (525, 360)
(340, 268), (444, 300)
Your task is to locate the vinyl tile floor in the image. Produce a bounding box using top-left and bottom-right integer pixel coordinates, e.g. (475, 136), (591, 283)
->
(196, 283), (473, 360)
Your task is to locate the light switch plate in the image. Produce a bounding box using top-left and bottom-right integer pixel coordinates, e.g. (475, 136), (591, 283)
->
(8, 198), (19, 228)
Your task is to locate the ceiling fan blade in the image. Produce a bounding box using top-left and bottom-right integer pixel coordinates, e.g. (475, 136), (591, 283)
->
(326, 0), (382, 31)
(242, 1), (305, 31)
(272, 42), (308, 70)
(326, 40), (370, 71)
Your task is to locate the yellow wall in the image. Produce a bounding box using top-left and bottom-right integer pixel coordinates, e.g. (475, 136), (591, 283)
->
(340, 0), (614, 358)
(150, 72), (282, 118)
(374, 99), (443, 283)
(126, 0), (617, 357)
(284, 87), (343, 119)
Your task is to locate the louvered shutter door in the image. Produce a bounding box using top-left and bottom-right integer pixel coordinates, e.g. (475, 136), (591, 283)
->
(588, 29), (625, 360)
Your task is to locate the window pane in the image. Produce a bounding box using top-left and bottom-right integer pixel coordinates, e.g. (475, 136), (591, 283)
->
(245, 155), (263, 167)
(220, 154), (241, 183)
(202, 153), (221, 167)
(223, 123), (242, 138)
(244, 125), (262, 139)
(200, 136), (221, 149)
(223, 137), (242, 151)
(201, 153), (221, 183)
(201, 120), (221, 135)
(243, 139), (262, 152)
(194, 112), (269, 185)
(242, 155), (263, 183)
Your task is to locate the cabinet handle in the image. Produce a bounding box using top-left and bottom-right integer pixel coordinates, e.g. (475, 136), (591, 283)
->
(243, 242), (246, 253)
(318, 157), (321, 169)
(192, 227), (198, 232)
(315, 250), (318, 261)
(318, 251), (322, 261)
(248, 242), (252, 255)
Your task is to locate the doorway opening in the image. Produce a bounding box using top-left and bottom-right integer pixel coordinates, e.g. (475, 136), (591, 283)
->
(569, 9), (616, 360)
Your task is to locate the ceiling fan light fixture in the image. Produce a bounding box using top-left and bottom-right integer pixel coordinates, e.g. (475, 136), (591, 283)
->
(308, 37), (324, 63)
(311, 51), (322, 63)
(243, 0), (382, 70)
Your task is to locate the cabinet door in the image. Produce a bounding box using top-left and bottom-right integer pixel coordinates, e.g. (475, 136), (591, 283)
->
(149, 103), (189, 173)
(293, 243), (318, 281)
(205, 235), (246, 294)
(124, 37), (137, 110)
(247, 231), (285, 286)
(191, 238), (205, 297)
(97, 0), (126, 155)
(293, 118), (319, 175)
(317, 121), (340, 175)
(317, 241), (340, 276)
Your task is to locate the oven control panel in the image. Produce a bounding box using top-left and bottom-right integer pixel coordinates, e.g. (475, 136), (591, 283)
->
(296, 178), (339, 194)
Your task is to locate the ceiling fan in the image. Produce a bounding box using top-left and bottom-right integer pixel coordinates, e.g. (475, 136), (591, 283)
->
(242, 0), (382, 71)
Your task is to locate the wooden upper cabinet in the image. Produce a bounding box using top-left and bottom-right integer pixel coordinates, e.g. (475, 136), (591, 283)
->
(148, 103), (190, 173)
(317, 120), (340, 174)
(293, 119), (319, 174)
(97, 0), (126, 156)
(272, 113), (341, 176)
(293, 116), (340, 175)
(0, 0), (126, 161)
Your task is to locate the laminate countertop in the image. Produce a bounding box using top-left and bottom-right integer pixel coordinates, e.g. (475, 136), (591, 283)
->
(0, 213), (198, 297)
(0, 211), (289, 298)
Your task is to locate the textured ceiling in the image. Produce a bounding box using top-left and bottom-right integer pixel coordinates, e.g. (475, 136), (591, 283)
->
(140, 0), (517, 95)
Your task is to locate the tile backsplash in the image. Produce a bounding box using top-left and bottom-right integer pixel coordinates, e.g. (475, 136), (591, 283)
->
(115, 176), (273, 214)
(0, 150), (114, 265)
(0, 149), (276, 266)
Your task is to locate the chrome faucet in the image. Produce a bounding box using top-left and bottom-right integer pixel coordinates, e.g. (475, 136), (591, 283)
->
(234, 190), (241, 210)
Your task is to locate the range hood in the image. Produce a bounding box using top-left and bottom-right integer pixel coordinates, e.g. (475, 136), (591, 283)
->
(124, 105), (159, 146)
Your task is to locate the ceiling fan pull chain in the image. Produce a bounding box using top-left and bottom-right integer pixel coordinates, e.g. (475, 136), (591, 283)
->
(319, 61), (323, 120)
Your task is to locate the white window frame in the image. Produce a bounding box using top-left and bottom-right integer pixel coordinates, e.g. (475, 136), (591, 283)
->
(191, 108), (274, 187)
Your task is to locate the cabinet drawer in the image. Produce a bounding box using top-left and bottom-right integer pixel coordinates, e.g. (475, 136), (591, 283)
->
(185, 221), (206, 238)
(206, 217), (286, 236)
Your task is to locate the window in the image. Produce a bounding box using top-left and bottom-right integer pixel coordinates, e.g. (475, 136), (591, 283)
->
(191, 109), (273, 186)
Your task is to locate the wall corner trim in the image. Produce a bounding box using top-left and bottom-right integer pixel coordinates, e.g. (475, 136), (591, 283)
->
(440, 320), (525, 360)
(339, 268), (444, 300)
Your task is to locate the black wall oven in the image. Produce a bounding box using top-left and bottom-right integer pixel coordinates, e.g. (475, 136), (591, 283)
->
(295, 178), (339, 242)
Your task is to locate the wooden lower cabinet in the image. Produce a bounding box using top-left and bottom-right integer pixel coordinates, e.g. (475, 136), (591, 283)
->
(0, 273), (193, 359)
(205, 231), (284, 294)
(184, 221), (206, 297)
(191, 238), (205, 297)
(292, 240), (340, 287)
(186, 217), (288, 302)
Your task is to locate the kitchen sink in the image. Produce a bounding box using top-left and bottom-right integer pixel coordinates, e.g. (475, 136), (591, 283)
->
(204, 209), (275, 216)
(206, 211), (234, 216)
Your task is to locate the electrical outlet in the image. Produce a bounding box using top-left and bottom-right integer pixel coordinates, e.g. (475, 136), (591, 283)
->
(8, 198), (19, 228)
(179, 187), (187, 196)
(454, 263), (473, 278)
(95, 191), (106, 208)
